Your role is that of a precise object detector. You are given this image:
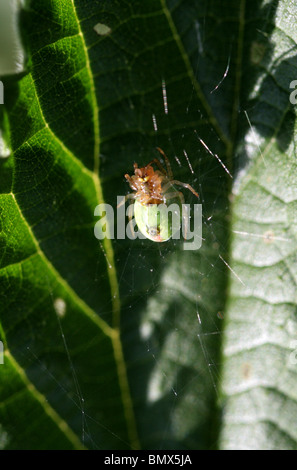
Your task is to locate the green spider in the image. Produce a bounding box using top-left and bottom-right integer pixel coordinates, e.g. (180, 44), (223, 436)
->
(122, 148), (199, 242)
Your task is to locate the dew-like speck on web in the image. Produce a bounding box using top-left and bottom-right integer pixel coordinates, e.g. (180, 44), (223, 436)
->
(183, 149), (194, 174)
(152, 113), (158, 132)
(210, 51), (231, 94)
(219, 254), (246, 286)
(99, 242), (112, 269)
(195, 131), (233, 179)
(232, 229), (290, 243)
(162, 79), (168, 115)
(175, 155), (182, 166)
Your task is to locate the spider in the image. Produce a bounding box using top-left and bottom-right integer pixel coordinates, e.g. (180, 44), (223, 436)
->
(120, 147), (199, 242)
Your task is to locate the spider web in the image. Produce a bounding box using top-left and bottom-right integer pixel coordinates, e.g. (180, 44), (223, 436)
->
(0, 12), (232, 452)
(22, 47), (235, 451)
(110, 79), (232, 449)
(0, 0), (277, 451)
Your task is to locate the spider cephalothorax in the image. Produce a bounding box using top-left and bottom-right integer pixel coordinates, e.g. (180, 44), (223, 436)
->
(124, 161), (167, 205)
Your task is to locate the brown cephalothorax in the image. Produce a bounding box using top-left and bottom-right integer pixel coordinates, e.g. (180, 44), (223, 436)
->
(124, 147), (198, 206)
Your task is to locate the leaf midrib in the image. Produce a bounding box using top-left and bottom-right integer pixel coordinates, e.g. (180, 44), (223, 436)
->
(70, 0), (140, 449)
(4, 0), (141, 450)
(4, 350), (86, 450)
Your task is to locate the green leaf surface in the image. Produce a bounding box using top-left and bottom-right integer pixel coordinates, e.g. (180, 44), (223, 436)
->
(0, 0), (296, 450)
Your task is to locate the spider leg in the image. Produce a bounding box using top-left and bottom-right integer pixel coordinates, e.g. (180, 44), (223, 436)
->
(168, 180), (199, 198)
(163, 190), (184, 204)
(146, 158), (167, 176)
(125, 173), (136, 186)
(156, 147), (173, 179)
(162, 191), (188, 240)
(126, 201), (134, 221)
(162, 186), (196, 240)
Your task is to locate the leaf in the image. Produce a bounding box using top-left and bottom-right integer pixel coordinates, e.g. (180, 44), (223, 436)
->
(0, 0), (296, 450)
(219, 1), (297, 449)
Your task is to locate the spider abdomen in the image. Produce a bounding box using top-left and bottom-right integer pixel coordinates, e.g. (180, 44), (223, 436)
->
(134, 190), (182, 242)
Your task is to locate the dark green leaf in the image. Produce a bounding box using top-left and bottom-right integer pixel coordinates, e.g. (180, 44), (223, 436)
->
(0, 0), (296, 450)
